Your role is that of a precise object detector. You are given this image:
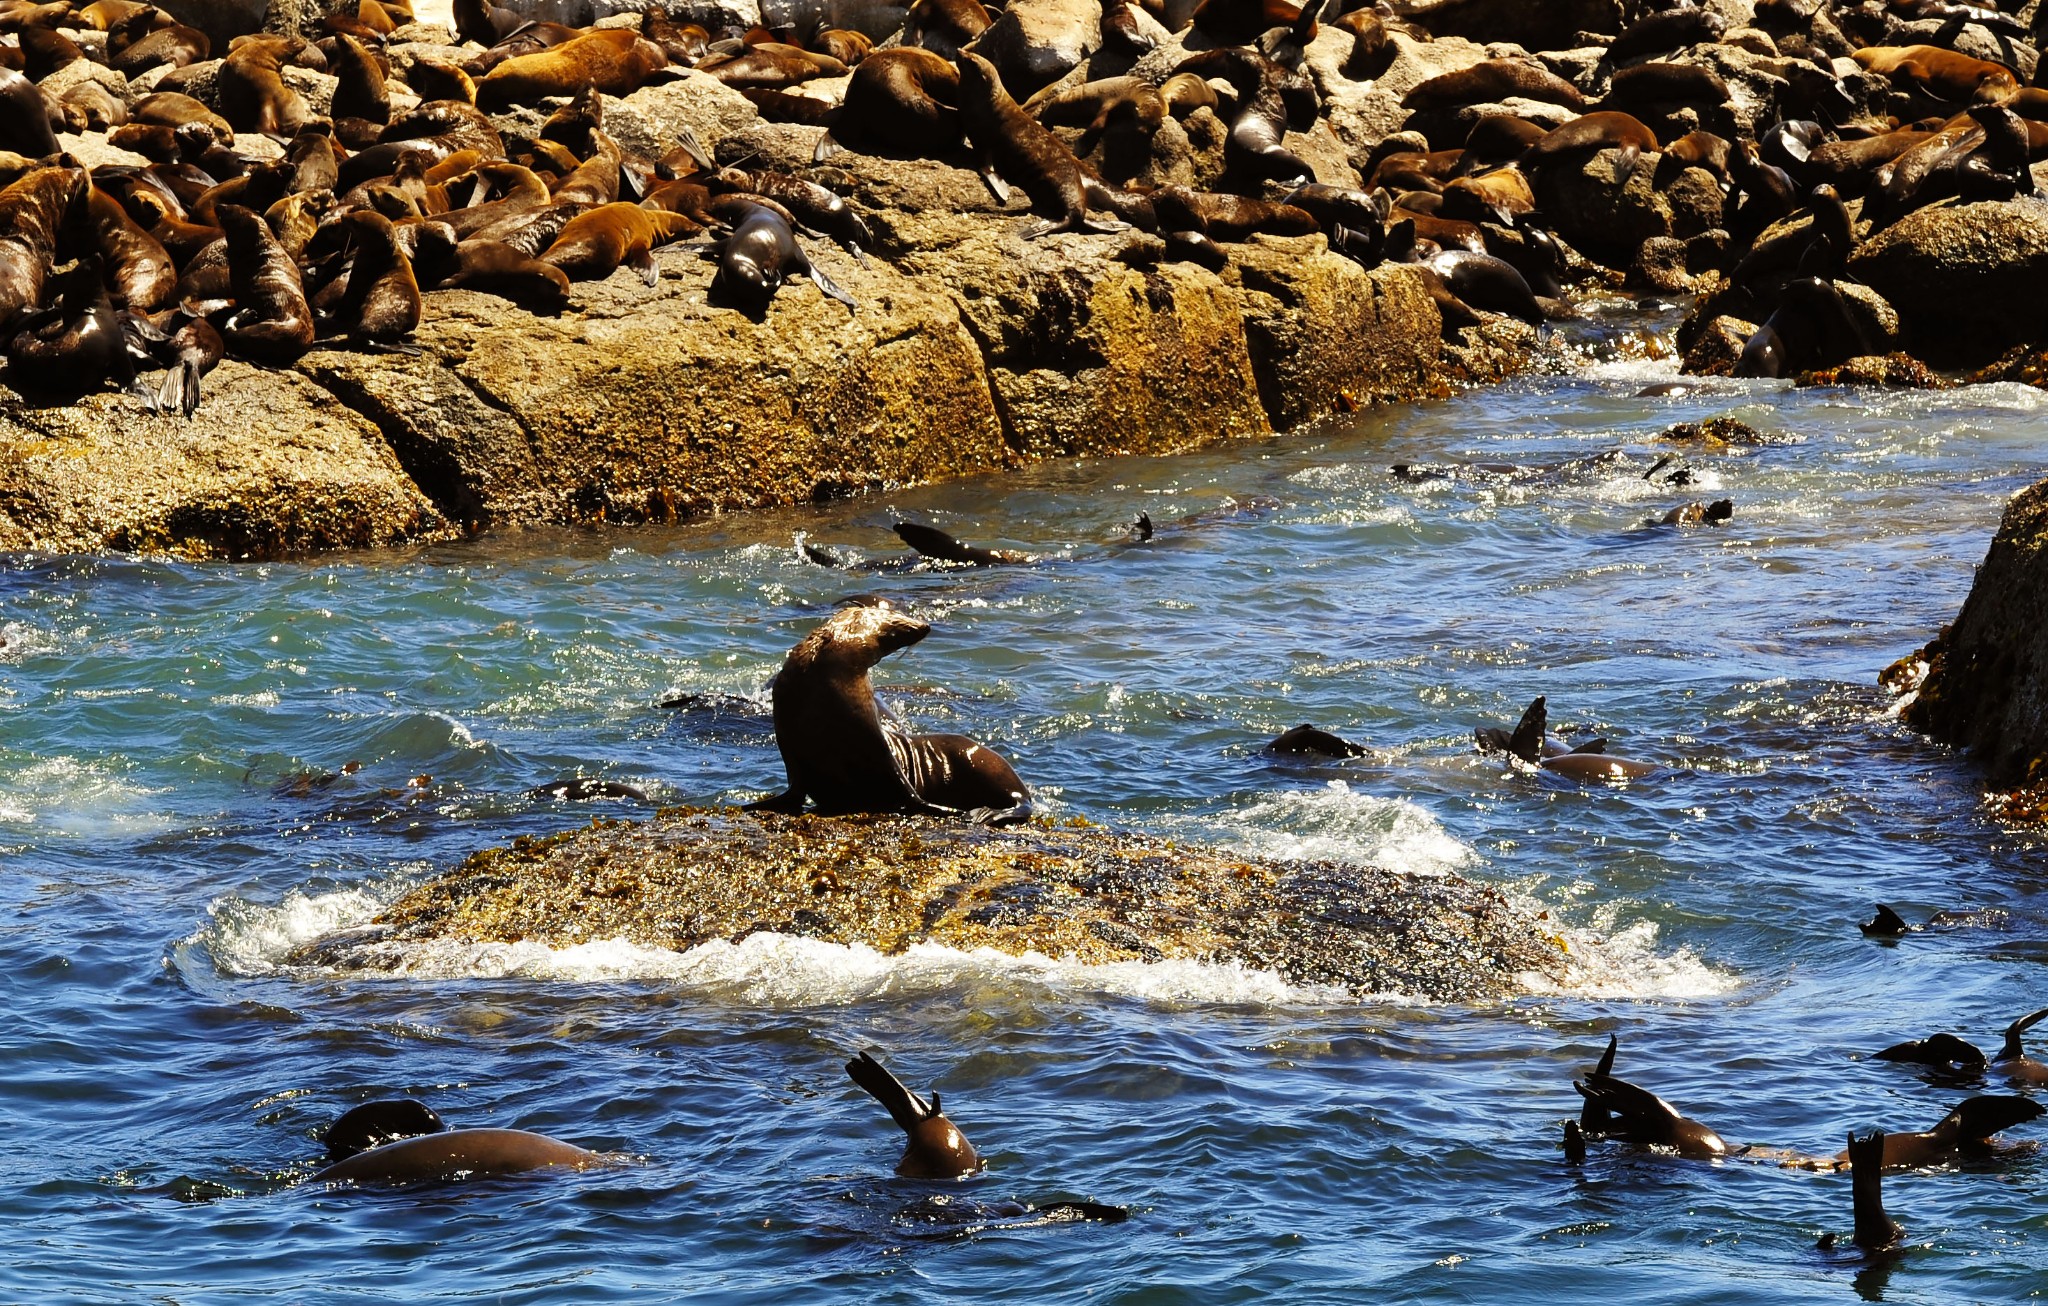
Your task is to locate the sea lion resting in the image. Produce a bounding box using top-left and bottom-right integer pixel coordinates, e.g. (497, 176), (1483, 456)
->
(748, 602), (1033, 824)
(310, 1096), (611, 1185)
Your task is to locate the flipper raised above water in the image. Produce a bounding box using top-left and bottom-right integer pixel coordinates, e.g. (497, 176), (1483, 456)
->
(895, 521), (1032, 566)
(846, 1050), (984, 1179)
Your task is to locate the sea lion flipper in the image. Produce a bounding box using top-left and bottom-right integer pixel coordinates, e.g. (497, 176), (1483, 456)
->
(805, 259), (858, 310)
(2000, 1007), (2048, 1061)
(1861, 904), (1913, 936)
(1938, 1094), (2045, 1143)
(1594, 1033), (1618, 1079)
(1567, 738), (1608, 755)
(965, 801), (1032, 826)
(1506, 696), (1547, 764)
(846, 1050), (937, 1134)
(744, 788), (806, 813)
(811, 131), (839, 165)
(980, 168), (1012, 205)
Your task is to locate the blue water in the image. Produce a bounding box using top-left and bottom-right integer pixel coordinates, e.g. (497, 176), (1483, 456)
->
(4, 322), (2047, 1303)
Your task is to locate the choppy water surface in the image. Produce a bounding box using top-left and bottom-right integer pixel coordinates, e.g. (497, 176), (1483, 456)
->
(4, 316), (2047, 1303)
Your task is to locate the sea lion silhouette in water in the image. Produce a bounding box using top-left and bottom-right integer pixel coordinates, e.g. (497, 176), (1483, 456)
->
(1875, 1008), (2048, 1084)
(322, 1100), (448, 1160)
(1993, 1008), (2048, 1084)
(1861, 904), (1918, 936)
(1266, 724), (1367, 757)
(1831, 1096), (2044, 1169)
(748, 603), (1032, 824)
(847, 1051), (983, 1178)
(895, 521), (1030, 566)
(310, 1102), (606, 1185)
(1831, 1130), (1905, 1252)
(1573, 1035), (1733, 1159)
(1477, 697), (1663, 780)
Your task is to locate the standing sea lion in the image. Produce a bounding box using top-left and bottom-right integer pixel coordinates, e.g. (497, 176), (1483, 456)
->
(330, 209), (420, 348)
(955, 51), (1130, 238)
(0, 165), (85, 330)
(846, 1051), (983, 1179)
(747, 602), (1032, 824)
(216, 203), (315, 362)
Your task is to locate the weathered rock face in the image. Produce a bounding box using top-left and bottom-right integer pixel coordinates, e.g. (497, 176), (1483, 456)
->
(1533, 150), (1724, 268)
(1896, 478), (2048, 788)
(0, 364), (446, 559)
(1393, 0), (1623, 51)
(288, 807), (1577, 1001)
(1849, 200), (2048, 367)
(967, 0), (1103, 98)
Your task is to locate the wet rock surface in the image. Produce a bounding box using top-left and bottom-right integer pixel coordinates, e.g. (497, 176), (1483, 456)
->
(290, 806), (1575, 1001)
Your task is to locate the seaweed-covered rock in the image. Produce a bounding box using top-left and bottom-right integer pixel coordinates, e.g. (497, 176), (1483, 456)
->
(1896, 478), (2048, 786)
(288, 807), (1578, 1001)
(1849, 199), (2048, 367)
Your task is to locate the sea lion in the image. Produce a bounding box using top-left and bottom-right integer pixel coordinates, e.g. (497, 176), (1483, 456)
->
(107, 7), (208, 76)
(699, 42), (844, 89)
(0, 165), (85, 330)
(1267, 724), (1367, 757)
(1419, 249), (1545, 323)
(845, 1051), (982, 1179)
(895, 521), (1029, 565)
(330, 209), (420, 348)
(61, 80), (128, 131)
(4, 256), (140, 400)
(1832, 1096), (2044, 1168)
(1861, 903), (1919, 936)
(1608, 6), (1727, 61)
(708, 199), (856, 308)
(1522, 112), (1660, 186)
(747, 602), (1032, 824)
(86, 185), (175, 311)
(1853, 44), (2019, 106)
(956, 51), (1130, 238)
(1149, 186), (1317, 241)
(130, 90), (232, 140)
(1402, 59), (1586, 111)
(452, 0), (522, 45)
(1993, 1008), (2048, 1084)
(0, 68), (54, 157)
(310, 1128), (605, 1185)
(1602, 62), (1734, 125)
(475, 29), (670, 111)
(323, 1100), (448, 1160)
(1844, 1130), (1905, 1251)
(1658, 499), (1734, 525)
(541, 201), (695, 285)
(1479, 697), (1658, 779)
(139, 303), (223, 416)
(1574, 1044), (1732, 1159)
(1735, 278), (1871, 377)
(328, 32), (389, 130)
(784, 46), (961, 158)
(438, 239), (572, 312)
(528, 777), (647, 801)
(218, 37), (315, 137)
(216, 202), (315, 362)
(404, 54), (478, 105)
(1874, 1030), (1986, 1074)
(1172, 46), (1317, 185)
(904, 0), (989, 57)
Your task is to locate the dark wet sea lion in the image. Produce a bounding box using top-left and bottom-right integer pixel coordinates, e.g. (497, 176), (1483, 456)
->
(217, 202), (315, 362)
(748, 603), (1032, 824)
(1844, 1130), (1905, 1251)
(1874, 1030), (1986, 1074)
(332, 209), (420, 347)
(895, 521), (1029, 565)
(710, 200), (856, 309)
(1993, 1007), (2048, 1084)
(1402, 59), (1586, 111)
(904, 0), (989, 57)
(1267, 724), (1367, 757)
(323, 1100), (448, 1160)
(86, 185), (175, 311)
(142, 303), (223, 416)
(329, 32), (389, 128)
(19, 23), (83, 80)
(540, 201), (695, 285)
(1834, 1096), (2045, 1169)
(0, 68), (55, 157)
(956, 51), (1129, 238)
(475, 29), (670, 111)
(5, 257), (138, 399)
(1420, 249), (1544, 323)
(1172, 46), (1317, 185)
(1150, 186), (1318, 241)
(1658, 499), (1734, 526)
(1523, 112), (1660, 185)
(1574, 1036), (1731, 1159)
(529, 777), (647, 801)
(1861, 903), (1919, 936)
(846, 1051), (982, 1179)
(0, 165), (85, 329)
(1608, 6), (1726, 61)
(310, 1128), (604, 1185)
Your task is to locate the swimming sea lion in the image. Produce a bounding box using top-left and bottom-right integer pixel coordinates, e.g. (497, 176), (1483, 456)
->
(895, 521), (1029, 565)
(1993, 1008), (2048, 1084)
(1267, 724), (1367, 757)
(1479, 697), (1652, 778)
(1575, 1068), (1732, 1159)
(846, 1051), (982, 1179)
(528, 777), (647, 801)
(1861, 903), (1919, 936)
(1658, 499), (1734, 525)
(1834, 1096), (2044, 1168)
(1844, 1130), (1905, 1251)
(323, 1099), (448, 1160)
(310, 1128), (605, 1185)
(748, 602), (1032, 824)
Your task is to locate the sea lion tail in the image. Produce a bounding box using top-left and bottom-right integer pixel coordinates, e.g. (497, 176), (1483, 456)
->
(1507, 696), (1547, 764)
(1999, 1007), (2048, 1062)
(847, 1050), (939, 1136)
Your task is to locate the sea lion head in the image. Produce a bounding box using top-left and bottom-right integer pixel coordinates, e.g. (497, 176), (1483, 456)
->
(322, 1099), (448, 1160)
(794, 604), (930, 677)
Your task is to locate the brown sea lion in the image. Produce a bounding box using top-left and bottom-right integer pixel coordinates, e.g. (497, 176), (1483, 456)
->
(4, 256), (138, 399)
(708, 199), (856, 308)
(217, 202), (314, 362)
(1658, 499), (1735, 526)
(640, 5), (708, 66)
(1522, 111), (1660, 185)
(1149, 185), (1318, 240)
(1853, 44), (2018, 106)
(322, 1100), (448, 1160)
(1843, 1130), (1905, 1251)
(60, 79), (127, 130)
(20, 22), (84, 79)
(1479, 697), (1657, 779)
(403, 54), (477, 105)
(0, 164), (84, 329)
(1574, 1035), (1732, 1159)
(328, 32), (389, 128)
(310, 1128), (605, 1185)
(1608, 6), (1726, 62)
(331, 209), (420, 347)
(0, 68), (55, 156)
(475, 28), (669, 111)
(1833, 1096), (2044, 1169)
(437, 238), (572, 312)
(141, 302), (222, 415)
(956, 50), (1130, 238)
(747, 602), (1032, 824)
(130, 90), (231, 140)
(1603, 62), (1734, 119)
(700, 42), (844, 89)
(86, 186), (174, 310)
(451, 0), (521, 46)
(846, 1051), (983, 1179)
(107, 7), (208, 76)
(904, 0), (989, 57)
(539, 201), (695, 285)
(1403, 59), (1586, 111)
(1025, 76), (1167, 154)
(1172, 46), (1318, 184)
(218, 37), (316, 137)
(1189, 0), (1312, 47)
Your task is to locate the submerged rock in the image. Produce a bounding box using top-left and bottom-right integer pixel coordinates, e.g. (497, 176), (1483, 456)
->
(1895, 478), (2048, 790)
(289, 807), (1576, 1002)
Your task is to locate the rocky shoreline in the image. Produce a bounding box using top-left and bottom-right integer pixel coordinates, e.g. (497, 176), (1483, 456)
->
(288, 806), (1578, 1001)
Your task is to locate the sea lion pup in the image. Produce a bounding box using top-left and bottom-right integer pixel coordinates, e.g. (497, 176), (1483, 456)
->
(1853, 43), (2019, 106)
(1522, 111), (1660, 187)
(955, 51), (1133, 238)
(1832, 1096), (2044, 1169)
(0, 68), (54, 157)
(475, 29), (670, 111)
(0, 164), (84, 330)
(903, 0), (989, 58)
(895, 520), (1029, 565)
(310, 1126), (606, 1185)
(323, 1100), (448, 1161)
(707, 199), (857, 308)
(329, 209), (420, 349)
(1172, 46), (1317, 184)
(438, 239), (572, 312)
(216, 203), (315, 362)
(845, 1051), (983, 1179)
(1402, 59), (1586, 111)
(541, 201), (696, 285)
(106, 6), (207, 75)
(747, 602), (1032, 824)
(1266, 723), (1368, 757)
(1479, 697), (1657, 779)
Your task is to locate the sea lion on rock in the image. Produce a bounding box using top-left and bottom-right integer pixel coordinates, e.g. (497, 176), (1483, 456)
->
(846, 1051), (982, 1179)
(1523, 112), (1660, 186)
(330, 209), (420, 348)
(0, 165), (85, 330)
(1479, 697), (1658, 779)
(216, 203), (315, 362)
(5, 257), (142, 400)
(475, 28), (670, 112)
(707, 199), (856, 309)
(0, 68), (55, 157)
(956, 51), (1132, 238)
(1402, 59), (1586, 112)
(541, 202), (696, 286)
(440, 239), (572, 312)
(1853, 43), (2019, 107)
(748, 602), (1032, 824)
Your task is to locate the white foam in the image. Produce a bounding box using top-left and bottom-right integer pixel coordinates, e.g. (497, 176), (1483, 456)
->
(1187, 781), (1477, 877)
(1519, 904), (1738, 1002)
(0, 755), (174, 836)
(192, 880), (401, 977)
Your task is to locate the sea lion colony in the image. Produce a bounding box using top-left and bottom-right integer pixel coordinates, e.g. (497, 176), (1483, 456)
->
(1, 0), (2047, 411)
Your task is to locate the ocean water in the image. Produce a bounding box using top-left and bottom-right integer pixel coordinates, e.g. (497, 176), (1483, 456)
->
(4, 311), (2046, 1303)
